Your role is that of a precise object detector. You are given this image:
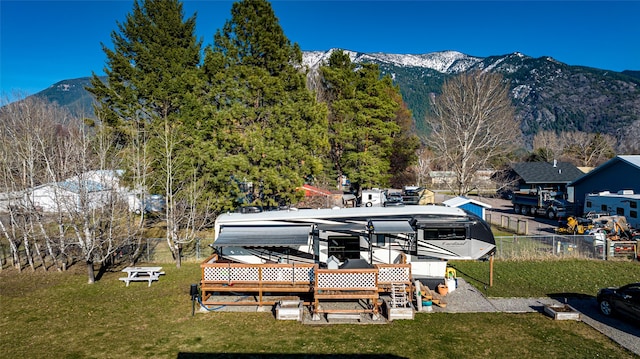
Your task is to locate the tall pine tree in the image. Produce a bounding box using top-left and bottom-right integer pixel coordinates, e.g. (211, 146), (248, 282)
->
(87, 0), (203, 268)
(320, 50), (417, 191)
(199, 0), (328, 211)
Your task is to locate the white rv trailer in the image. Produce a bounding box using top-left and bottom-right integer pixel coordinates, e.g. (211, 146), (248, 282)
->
(584, 190), (640, 229)
(360, 188), (387, 207)
(212, 205), (495, 278)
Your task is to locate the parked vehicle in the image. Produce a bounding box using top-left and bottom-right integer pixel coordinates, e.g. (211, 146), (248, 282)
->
(383, 192), (404, 207)
(497, 189), (514, 200)
(360, 188), (387, 207)
(511, 188), (573, 219)
(597, 282), (640, 322)
(212, 205), (497, 278)
(584, 190), (640, 229)
(401, 186), (434, 205)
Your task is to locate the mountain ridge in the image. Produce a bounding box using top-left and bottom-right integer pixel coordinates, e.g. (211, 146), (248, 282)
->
(25, 50), (640, 151)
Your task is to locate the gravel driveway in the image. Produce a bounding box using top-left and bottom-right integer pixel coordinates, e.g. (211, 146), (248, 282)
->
(459, 195), (560, 235)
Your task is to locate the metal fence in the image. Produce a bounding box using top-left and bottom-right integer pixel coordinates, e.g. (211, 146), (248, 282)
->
(137, 237), (215, 263)
(494, 235), (639, 261)
(0, 237), (216, 269)
(2, 234), (637, 269)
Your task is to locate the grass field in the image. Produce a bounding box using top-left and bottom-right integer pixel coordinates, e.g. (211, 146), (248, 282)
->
(1, 259), (639, 358)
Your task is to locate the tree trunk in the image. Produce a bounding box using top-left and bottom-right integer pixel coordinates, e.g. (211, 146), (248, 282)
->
(8, 239), (21, 271)
(175, 244), (182, 269)
(33, 240), (47, 272)
(45, 239), (62, 272)
(86, 261), (95, 284)
(23, 234), (35, 272)
(129, 236), (143, 266)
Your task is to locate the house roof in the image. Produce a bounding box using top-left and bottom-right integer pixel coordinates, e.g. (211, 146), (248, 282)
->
(57, 179), (108, 193)
(442, 196), (492, 209)
(298, 184), (333, 197)
(570, 155), (640, 186)
(511, 161), (583, 184)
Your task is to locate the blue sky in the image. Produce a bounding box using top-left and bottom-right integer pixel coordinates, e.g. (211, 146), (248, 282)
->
(1, 0), (639, 100)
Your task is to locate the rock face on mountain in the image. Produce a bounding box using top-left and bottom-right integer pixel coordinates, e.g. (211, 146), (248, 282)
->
(304, 50), (640, 149)
(30, 50), (640, 150)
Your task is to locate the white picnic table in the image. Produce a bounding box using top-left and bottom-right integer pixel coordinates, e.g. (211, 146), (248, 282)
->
(119, 266), (164, 287)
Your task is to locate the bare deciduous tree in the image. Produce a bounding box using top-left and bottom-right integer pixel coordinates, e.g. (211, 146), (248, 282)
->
(0, 96), (69, 271)
(410, 147), (434, 188)
(560, 131), (616, 167)
(0, 96), (138, 282)
(149, 115), (213, 269)
(531, 130), (564, 162)
(424, 71), (520, 195)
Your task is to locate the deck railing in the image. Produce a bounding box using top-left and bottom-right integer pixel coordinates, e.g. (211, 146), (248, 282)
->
(199, 254), (415, 310)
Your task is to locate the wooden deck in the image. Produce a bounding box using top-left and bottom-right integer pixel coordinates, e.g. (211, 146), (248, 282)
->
(200, 254), (315, 306)
(200, 254), (414, 316)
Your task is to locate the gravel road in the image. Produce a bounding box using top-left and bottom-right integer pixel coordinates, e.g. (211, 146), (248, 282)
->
(438, 194), (561, 235)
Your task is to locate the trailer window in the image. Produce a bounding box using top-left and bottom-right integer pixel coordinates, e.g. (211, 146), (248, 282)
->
(601, 204), (608, 211)
(375, 234), (385, 247)
(631, 210), (637, 219)
(327, 236), (360, 261)
(422, 227), (466, 240)
(616, 207), (625, 216)
(586, 200), (592, 208)
(631, 201), (637, 209)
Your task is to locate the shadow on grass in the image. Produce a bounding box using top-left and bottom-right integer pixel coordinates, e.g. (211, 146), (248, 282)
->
(449, 266), (490, 288)
(177, 354), (406, 359)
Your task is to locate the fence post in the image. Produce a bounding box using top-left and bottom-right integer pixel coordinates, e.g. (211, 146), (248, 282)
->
(489, 254), (494, 287)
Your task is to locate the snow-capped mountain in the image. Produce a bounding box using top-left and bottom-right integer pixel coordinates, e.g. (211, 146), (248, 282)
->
(303, 49), (483, 74)
(23, 50), (640, 151)
(302, 49), (640, 150)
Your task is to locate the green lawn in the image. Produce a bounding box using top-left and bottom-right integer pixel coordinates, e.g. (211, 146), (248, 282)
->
(450, 259), (640, 298)
(1, 260), (639, 358)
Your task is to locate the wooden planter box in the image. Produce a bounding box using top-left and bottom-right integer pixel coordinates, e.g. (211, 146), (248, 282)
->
(544, 304), (580, 321)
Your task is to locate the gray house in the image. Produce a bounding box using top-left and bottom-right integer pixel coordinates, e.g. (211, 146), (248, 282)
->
(568, 155), (640, 211)
(504, 160), (584, 193)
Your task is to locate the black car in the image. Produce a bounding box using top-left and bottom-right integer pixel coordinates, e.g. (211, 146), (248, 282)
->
(384, 193), (404, 207)
(597, 282), (640, 322)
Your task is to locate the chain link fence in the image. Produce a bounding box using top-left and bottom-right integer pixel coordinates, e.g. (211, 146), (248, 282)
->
(494, 234), (639, 261)
(136, 237), (215, 263)
(2, 234), (637, 269)
(0, 237), (217, 269)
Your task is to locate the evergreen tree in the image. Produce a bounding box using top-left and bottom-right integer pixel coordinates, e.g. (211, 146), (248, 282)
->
(199, 0), (328, 211)
(388, 90), (420, 188)
(320, 50), (414, 190)
(87, 0), (204, 268)
(88, 0), (201, 142)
